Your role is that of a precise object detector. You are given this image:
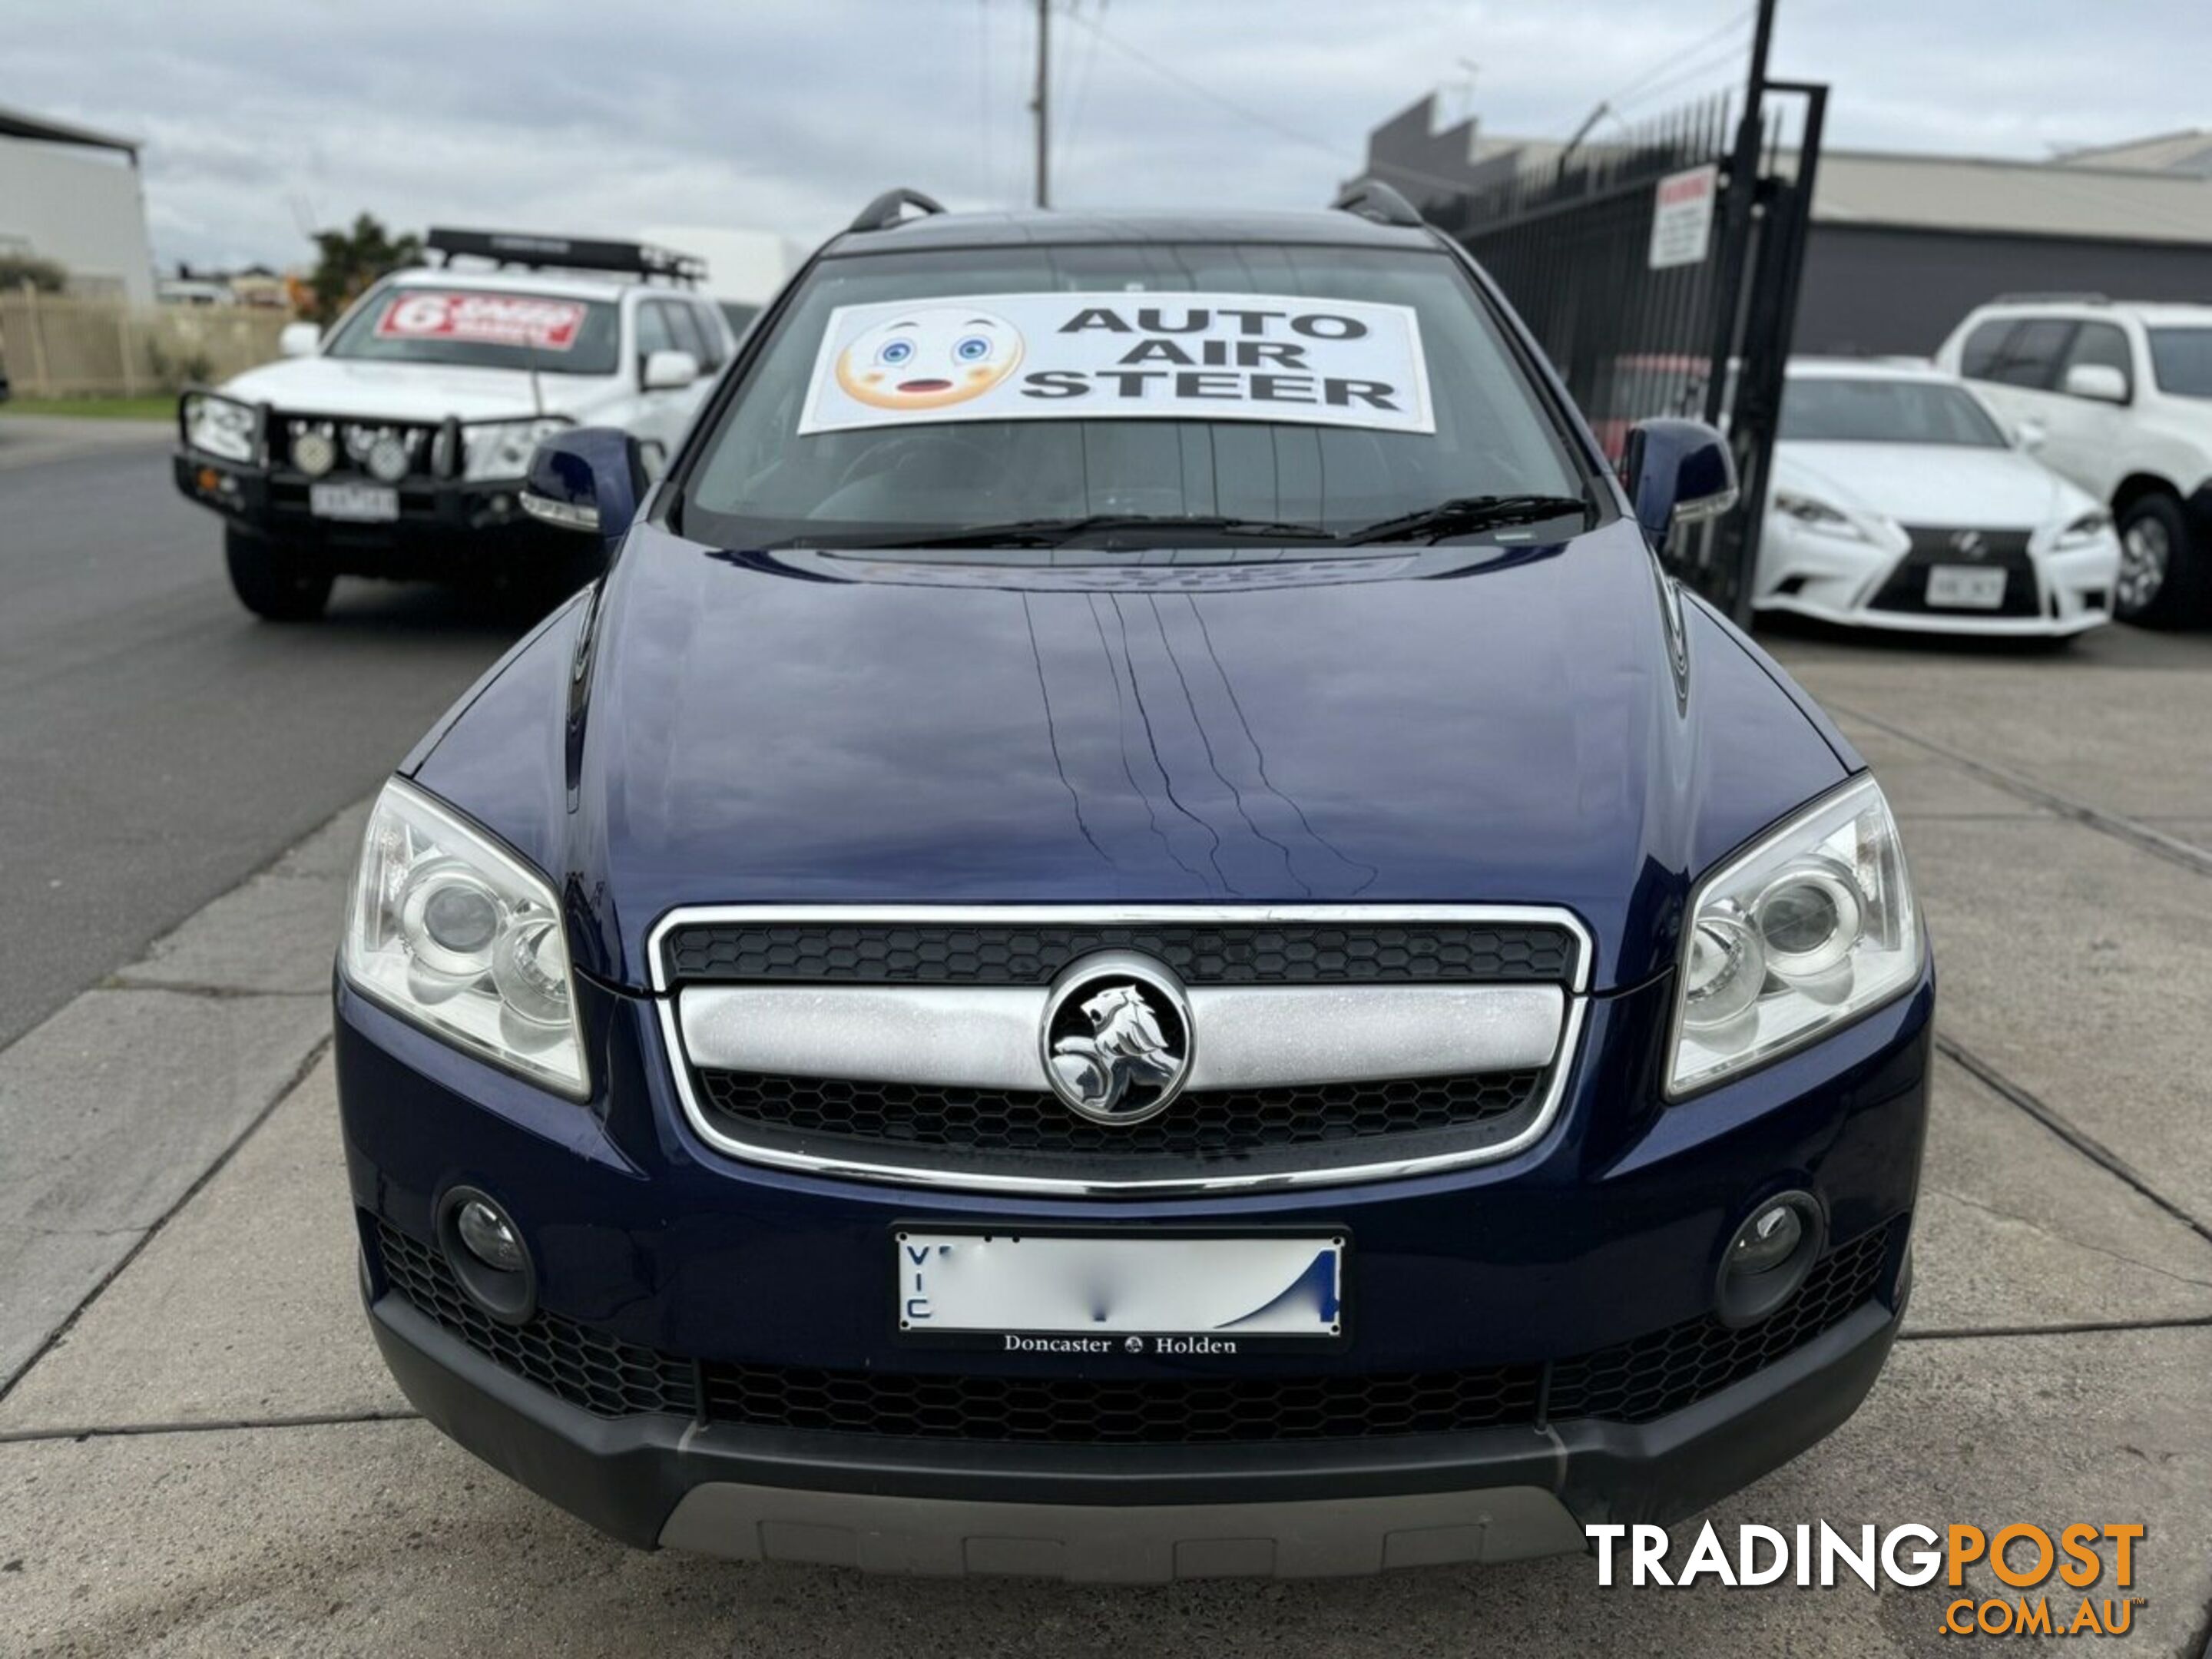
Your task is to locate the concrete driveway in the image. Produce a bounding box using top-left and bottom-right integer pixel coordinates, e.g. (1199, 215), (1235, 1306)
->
(2, 620), (2208, 1657)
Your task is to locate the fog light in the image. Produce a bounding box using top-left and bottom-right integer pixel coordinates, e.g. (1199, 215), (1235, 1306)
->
(436, 1186), (535, 1323)
(456, 1197), (525, 1272)
(367, 436), (410, 482)
(1717, 1190), (1823, 1327)
(293, 430), (336, 476)
(1731, 1202), (1803, 1273)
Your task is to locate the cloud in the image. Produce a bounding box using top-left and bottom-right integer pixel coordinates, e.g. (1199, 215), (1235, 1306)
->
(4, 0), (2205, 271)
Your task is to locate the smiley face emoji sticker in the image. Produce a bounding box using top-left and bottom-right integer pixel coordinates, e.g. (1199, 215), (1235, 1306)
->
(834, 307), (1025, 412)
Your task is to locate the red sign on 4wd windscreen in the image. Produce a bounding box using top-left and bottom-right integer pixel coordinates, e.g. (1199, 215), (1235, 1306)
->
(374, 291), (588, 351)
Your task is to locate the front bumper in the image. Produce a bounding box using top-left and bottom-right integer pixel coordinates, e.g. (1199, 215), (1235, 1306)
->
(1754, 516), (2119, 636)
(369, 1267), (1906, 1578)
(337, 952), (1932, 1576)
(173, 449), (553, 571)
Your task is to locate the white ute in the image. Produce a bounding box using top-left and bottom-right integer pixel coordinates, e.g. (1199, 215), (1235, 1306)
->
(174, 228), (737, 619)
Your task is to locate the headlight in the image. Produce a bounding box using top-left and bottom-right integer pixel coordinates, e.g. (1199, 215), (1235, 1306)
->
(1669, 776), (1920, 1096)
(343, 778), (587, 1097)
(1772, 491), (1869, 541)
(2052, 508), (2113, 550)
(463, 417), (570, 482)
(182, 392), (260, 463)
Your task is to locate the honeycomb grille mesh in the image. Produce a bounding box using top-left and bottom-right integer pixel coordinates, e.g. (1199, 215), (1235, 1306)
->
(1545, 1219), (1897, 1425)
(374, 1221), (695, 1419)
(700, 1359), (1541, 1445)
(662, 922), (1578, 988)
(371, 1214), (1902, 1441)
(694, 1068), (1546, 1157)
(1870, 528), (2040, 619)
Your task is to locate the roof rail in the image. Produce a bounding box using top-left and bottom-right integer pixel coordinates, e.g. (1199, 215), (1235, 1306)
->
(1990, 292), (2110, 305)
(849, 188), (948, 234)
(423, 227), (704, 286)
(1330, 179), (1423, 229)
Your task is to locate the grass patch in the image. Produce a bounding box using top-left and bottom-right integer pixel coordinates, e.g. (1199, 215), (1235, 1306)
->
(0, 395), (176, 421)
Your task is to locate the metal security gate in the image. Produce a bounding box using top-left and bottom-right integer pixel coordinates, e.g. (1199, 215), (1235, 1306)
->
(1435, 81), (1827, 620)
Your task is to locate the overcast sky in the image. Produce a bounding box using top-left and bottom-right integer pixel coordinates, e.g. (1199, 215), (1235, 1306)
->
(9, 0), (2207, 272)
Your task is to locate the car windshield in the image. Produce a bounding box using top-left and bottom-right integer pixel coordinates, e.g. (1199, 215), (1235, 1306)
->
(325, 284), (621, 376)
(1779, 376), (2007, 447)
(2147, 327), (2212, 399)
(678, 243), (1589, 548)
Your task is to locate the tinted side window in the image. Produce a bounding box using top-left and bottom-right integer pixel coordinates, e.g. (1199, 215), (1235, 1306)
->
(634, 300), (674, 376)
(1959, 318), (2015, 380)
(657, 300), (704, 363)
(2062, 321), (2132, 396)
(689, 302), (727, 369)
(1983, 318), (2077, 389)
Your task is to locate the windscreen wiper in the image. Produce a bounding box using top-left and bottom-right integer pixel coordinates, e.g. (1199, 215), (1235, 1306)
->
(785, 513), (1340, 551)
(1343, 494), (1590, 545)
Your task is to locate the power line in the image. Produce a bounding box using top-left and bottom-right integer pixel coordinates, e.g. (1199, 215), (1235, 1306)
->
(1061, 8), (1349, 162)
(1598, 7), (1753, 114)
(1611, 38), (1755, 117)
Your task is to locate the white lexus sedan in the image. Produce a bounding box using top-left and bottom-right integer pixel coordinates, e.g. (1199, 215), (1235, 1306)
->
(1756, 359), (2120, 637)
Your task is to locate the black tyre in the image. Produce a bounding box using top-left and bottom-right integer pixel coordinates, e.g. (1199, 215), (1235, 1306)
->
(224, 527), (333, 621)
(2114, 493), (2210, 628)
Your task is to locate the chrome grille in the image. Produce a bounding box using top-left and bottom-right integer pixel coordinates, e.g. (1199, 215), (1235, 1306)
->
(654, 906), (1589, 1194)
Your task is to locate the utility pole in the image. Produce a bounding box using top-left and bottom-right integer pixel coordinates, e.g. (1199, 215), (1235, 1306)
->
(1031, 0), (1051, 208)
(1701, 0), (1780, 622)
(1702, 0), (1777, 427)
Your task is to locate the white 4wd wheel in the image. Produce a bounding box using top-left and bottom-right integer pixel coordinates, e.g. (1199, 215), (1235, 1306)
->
(2114, 495), (2208, 628)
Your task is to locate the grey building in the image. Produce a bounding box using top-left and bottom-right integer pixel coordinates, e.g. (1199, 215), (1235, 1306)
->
(0, 102), (155, 306)
(1362, 97), (2212, 357)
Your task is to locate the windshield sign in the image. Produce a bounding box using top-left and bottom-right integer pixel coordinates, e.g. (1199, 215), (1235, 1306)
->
(327, 285), (621, 375)
(375, 292), (588, 351)
(797, 291), (1434, 437)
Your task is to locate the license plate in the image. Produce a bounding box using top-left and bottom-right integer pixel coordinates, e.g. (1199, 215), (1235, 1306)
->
(308, 482), (399, 522)
(896, 1230), (1345, 1346)
(1925, 565), (2006, 609)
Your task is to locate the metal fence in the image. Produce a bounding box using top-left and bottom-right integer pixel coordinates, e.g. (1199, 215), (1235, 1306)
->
(0, 286), (291, 397)
(1433, 96), (1738, 465)
(1436, 86), (1827, 620)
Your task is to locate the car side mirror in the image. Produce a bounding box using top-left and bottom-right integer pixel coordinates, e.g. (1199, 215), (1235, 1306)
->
(1622, 418), (1738, 545)
(278, 322), (320, 358)
(521, 427), (648, 543)
(2061, 363), (2128, 404)
(641, 349), (700, 392)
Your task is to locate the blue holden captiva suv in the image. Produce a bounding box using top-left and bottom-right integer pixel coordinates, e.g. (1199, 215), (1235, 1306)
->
(336, 184), (1930, 1580)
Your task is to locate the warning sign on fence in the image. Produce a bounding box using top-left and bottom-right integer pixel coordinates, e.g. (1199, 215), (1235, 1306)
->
(1648, 164), (1720, 270)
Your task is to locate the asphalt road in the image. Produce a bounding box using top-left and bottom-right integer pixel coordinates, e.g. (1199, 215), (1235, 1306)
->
(0, 419), (528, 1050)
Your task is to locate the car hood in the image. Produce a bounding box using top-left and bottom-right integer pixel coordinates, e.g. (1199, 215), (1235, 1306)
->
(1774, 441), (2093, 528)
(218, 356), (567, 422)
(412, 519), (1853, 992)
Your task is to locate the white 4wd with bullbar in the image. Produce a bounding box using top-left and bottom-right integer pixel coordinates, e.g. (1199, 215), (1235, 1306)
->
(173, 228), (737, 619)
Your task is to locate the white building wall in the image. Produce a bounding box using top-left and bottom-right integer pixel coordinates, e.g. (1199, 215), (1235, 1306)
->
(0, 137), (156, 306)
